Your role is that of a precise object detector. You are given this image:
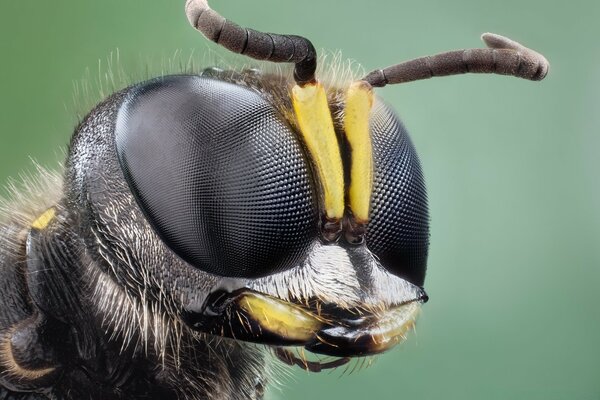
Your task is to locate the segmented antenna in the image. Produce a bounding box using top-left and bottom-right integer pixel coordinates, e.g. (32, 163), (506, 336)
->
(185, 0), (317, 85)
(363, 33), (549, 87)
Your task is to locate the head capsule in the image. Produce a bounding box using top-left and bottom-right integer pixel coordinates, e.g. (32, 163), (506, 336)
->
(63, 0), (547, 366)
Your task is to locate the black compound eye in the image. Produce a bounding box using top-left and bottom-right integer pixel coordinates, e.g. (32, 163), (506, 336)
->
(115, 75), (318, 278)
(366, 100), (429, 286)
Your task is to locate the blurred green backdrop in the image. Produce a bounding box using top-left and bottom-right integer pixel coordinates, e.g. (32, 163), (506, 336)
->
(1, 1), (598, 399)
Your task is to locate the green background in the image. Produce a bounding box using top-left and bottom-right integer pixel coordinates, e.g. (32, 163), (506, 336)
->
(1, 1), (598, 399)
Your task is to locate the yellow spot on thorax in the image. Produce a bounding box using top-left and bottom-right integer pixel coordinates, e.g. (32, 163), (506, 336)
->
(31, 208), (56, 231)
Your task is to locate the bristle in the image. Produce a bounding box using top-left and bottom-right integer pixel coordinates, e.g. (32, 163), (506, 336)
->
(0, 163), (63, 229)
(69, 46), (363, 127)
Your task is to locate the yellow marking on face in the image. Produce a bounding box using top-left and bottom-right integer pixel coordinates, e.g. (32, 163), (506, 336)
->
(0, 329), (56, 381)
(344, 81), (374, 224)
(292, 83), (345, 221)
(31, 208), (56, 231)
(238, 292), (323, 342)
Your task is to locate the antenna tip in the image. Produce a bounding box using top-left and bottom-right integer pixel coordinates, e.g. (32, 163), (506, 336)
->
(481, 32), (528, 51)
(481, 32), (549, 81)
(185, 0), (206, 27)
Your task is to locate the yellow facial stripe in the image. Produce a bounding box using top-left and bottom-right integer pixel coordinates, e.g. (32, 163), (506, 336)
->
(344, 81), (374, 223)
(292, 83), (345, 221)
(31, 208), (56, 231)
(238, 292), (323, 342)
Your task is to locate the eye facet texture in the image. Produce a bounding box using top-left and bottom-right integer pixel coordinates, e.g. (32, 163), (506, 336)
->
(115, 75), (318, 278)
(366, 101), (429, 286)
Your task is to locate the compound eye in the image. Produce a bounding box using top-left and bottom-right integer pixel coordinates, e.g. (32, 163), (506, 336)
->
(366, 101), (429, 286)
(115, 75), (318, 278)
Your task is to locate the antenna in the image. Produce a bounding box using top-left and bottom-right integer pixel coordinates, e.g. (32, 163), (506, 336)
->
(185, 0), (317, 85)
(363, 33), (549, 87)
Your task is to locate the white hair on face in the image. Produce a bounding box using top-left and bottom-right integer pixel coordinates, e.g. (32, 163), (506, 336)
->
(0, 163), (273, 399)
(86, 249), (274, 400)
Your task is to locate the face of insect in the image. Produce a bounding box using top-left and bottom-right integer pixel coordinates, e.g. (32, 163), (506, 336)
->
(66, 71), (429, 363)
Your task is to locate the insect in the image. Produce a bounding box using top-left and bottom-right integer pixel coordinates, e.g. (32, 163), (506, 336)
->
(0, 0), (548, 399)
